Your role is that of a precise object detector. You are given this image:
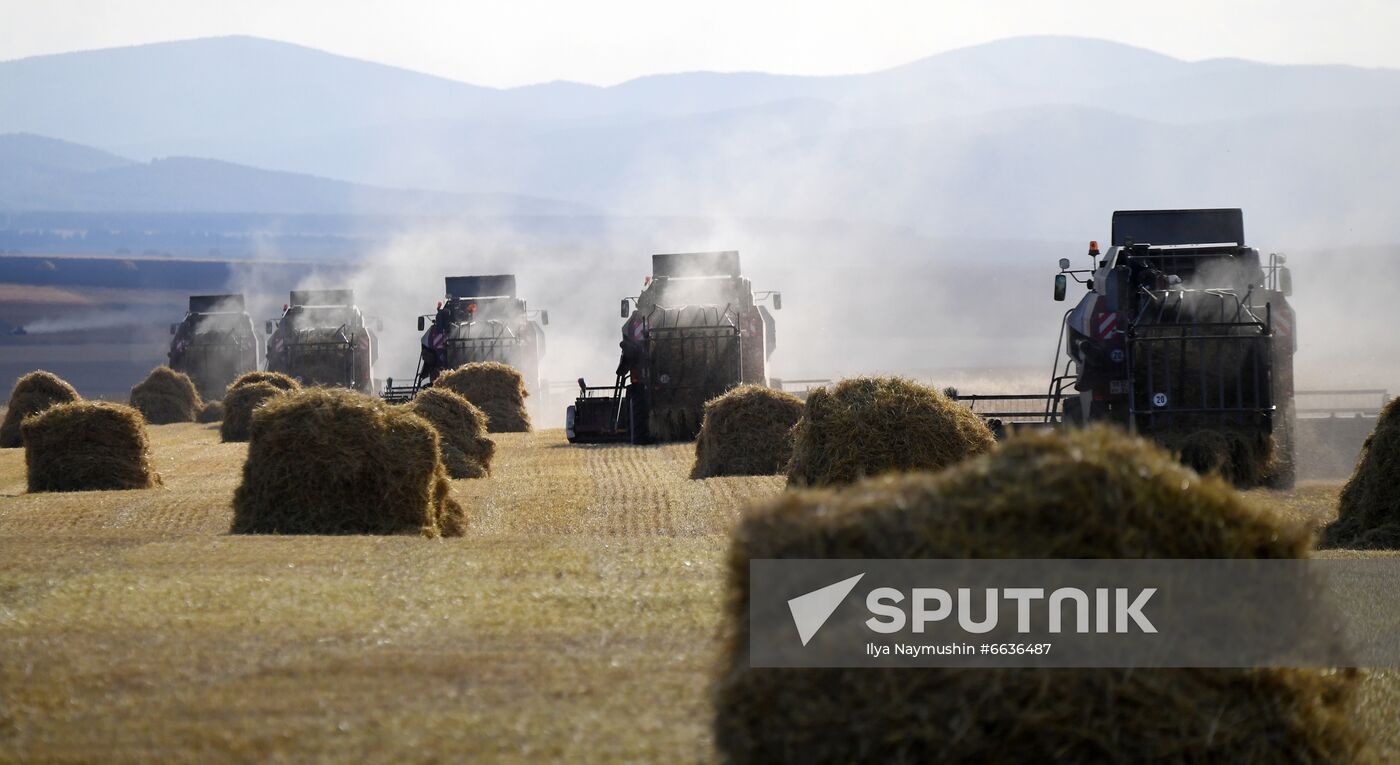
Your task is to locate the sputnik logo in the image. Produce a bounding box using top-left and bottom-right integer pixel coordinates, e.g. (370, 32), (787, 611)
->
(787, 573), (864, 646)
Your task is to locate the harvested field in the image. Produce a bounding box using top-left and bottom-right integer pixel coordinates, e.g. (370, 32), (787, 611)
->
(0, 426), (1396, 763)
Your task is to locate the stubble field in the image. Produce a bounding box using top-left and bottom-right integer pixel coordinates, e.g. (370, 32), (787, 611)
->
(1, 424), (1397, 763)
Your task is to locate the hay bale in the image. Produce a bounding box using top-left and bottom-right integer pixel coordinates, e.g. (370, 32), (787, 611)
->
(405, 387), (495, 479)
(0, 370), (80, 448)
(231, 388), (466, 537)
(434, 362), (532, 433)
(22, 401), (161, 492)
(691, 385), (804, 478)
(1322, 398), (1400, 549)
(227, 370), (300, 395)
(717, 427), (1368, 764)
(1161, 426), (1276, 488)
(196, 400), (225, 423)
(786, 377), (995, 488)
(129, 365), (202, 424)
(220, 382), (288, 442)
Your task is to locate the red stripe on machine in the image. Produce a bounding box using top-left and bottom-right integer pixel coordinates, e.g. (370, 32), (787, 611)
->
(1096, 312), (1119, 339)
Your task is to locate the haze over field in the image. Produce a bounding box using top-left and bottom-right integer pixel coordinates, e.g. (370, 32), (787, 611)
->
(2, 33), (1399, 398)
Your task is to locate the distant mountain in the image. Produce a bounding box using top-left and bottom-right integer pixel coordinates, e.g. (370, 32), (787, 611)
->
(0, 133), (590, 216)
(0, 132), (133, 176)
(4, 35), (1400, 242)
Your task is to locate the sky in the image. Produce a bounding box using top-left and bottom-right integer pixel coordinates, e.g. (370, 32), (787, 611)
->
(2, 0), (1397, 87)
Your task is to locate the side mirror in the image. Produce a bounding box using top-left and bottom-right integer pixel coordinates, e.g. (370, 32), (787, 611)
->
(375, 317), (385, 332)
(772, 292), (782, 310)
(541, 310), (550, 326)
(1058, 257), (1072, 271)
(1280, 267), (1293, 297)
(417, 315), (425, 332)
(169, 323), (179, 335)
(621, 298), (631, 319)
(1054, 274), (1068, 302)
(265, 319), (276, 335)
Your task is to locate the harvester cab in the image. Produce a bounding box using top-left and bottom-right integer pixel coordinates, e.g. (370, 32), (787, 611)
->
(382, 274), (548, 404)
(1050, 208), (1297, 484)
(264, 289), (378, 394)
(567, 251), (781, 444)
(168, 293), (259, 400)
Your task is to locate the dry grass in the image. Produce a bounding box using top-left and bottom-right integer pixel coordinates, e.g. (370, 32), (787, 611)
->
(405, 388), (495, 480)
(0, 427), (1396, 763)
(718, 428), (1366, 763)
(219, 382), (289, 443)
(22, 401), (161, 492)
(787, 376), (995, 488)
(1323, 398), (1400, 549)
(231, 388), (465, 537)
(129, 366), (202, 425)
(691, 385), (804, 478)
(435, 362), (532, 433)
(0, 370), (80, 448)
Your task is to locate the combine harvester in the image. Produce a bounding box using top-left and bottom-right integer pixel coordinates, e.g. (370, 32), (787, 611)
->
(567, 251), (781, 444)
(970, 208), (1298, 486)
(168, 294), (259, 400)
(381, 274), (548, 403)
(264, 289), (380, 394)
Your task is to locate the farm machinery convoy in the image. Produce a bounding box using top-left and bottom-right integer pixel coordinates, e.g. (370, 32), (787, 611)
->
(159, 210), (1307, 481)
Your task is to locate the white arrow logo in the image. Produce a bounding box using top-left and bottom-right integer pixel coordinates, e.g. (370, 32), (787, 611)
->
(787, 573), (865, 646)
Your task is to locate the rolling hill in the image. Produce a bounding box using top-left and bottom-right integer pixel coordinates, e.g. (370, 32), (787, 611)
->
(0, 133), (589, 216)
(3, 35), (1400, 242)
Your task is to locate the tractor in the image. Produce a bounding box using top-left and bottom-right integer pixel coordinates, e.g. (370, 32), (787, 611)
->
(567, 251), (781, 443)
(381, 274), (548, 403)
(168, 294), (259, 399)
(264, 289), (379, 394)
(1045, 208), (1297, 485)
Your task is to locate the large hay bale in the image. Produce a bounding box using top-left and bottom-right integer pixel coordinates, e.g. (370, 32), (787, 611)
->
(1159, 426), (1276, 488)
(1322, 398), (1400, 549)
(22, 401), (161, 492)
(231, 388), (465, 537)
(0, 370), (80, 448)
(434, 362), (532, 433)
(129, 365), (202, 424)
(227, 370), (300, 395)
(196, 400), (225, 423)
(717, 427), (1368, 764)
(786, 376), (995, 488)
(405, 387), (495, 479)
(220, 382), (289, 442)
(691, 385), (804, 478)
